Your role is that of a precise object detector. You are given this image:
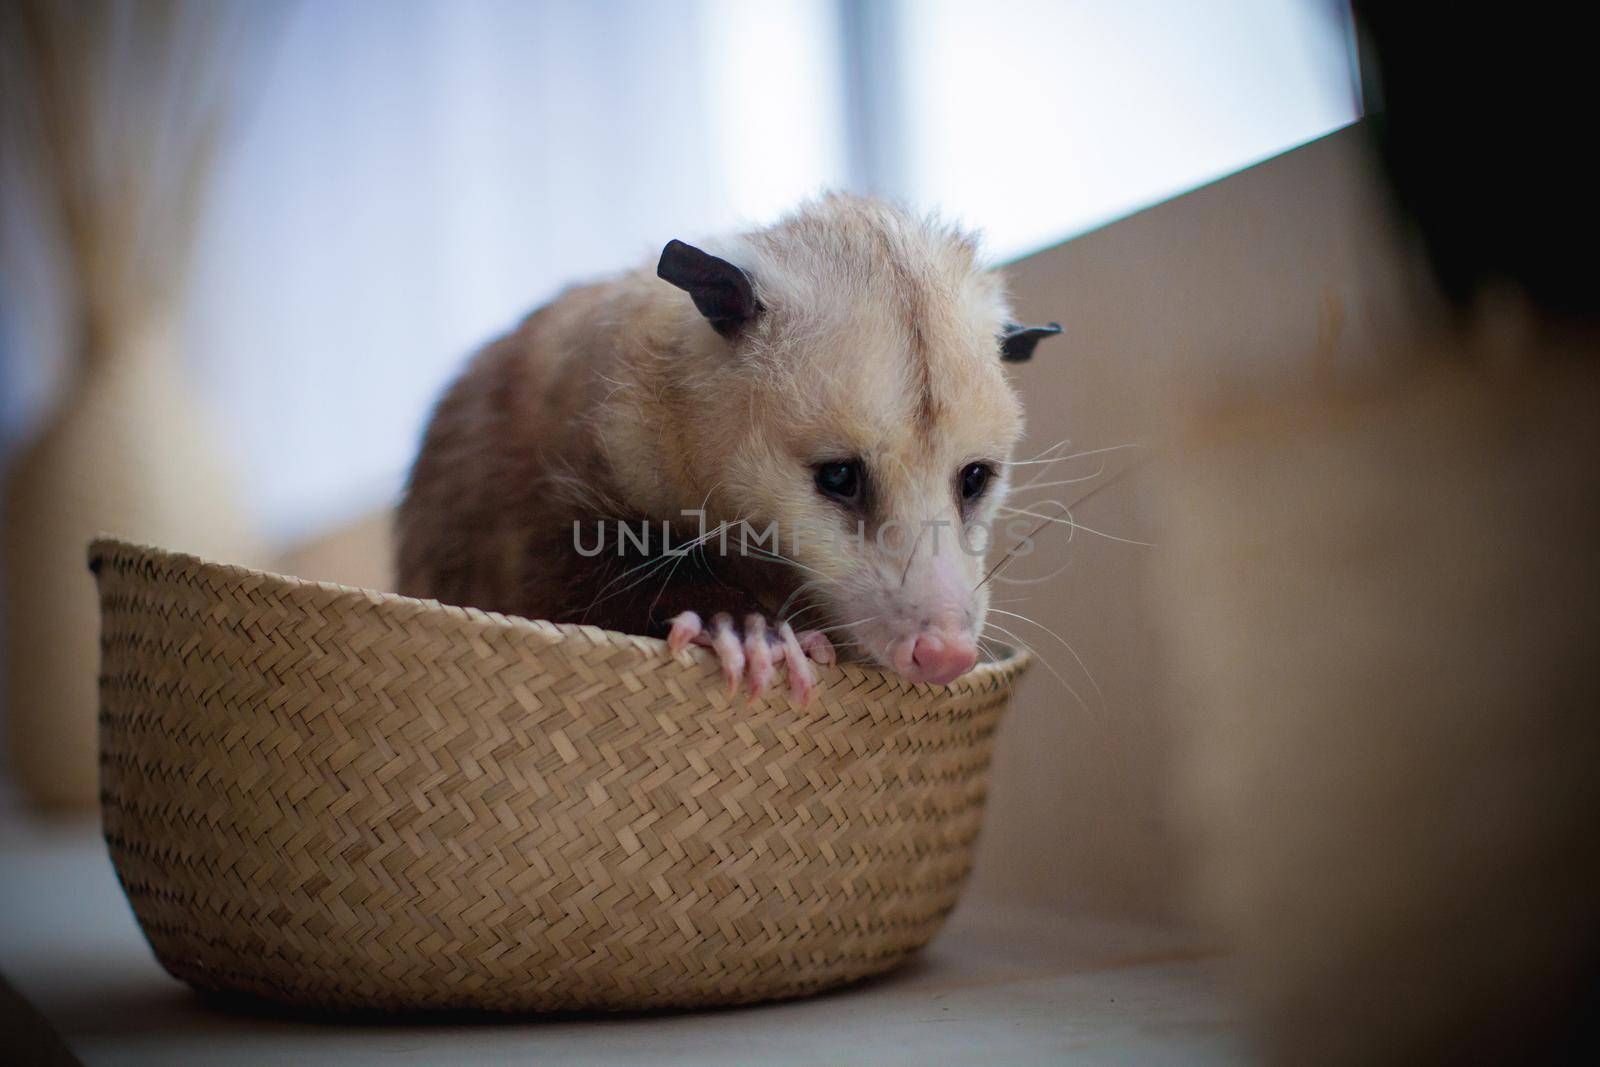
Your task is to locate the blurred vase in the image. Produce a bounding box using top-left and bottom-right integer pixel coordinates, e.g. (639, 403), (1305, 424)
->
(4, 316), (264, 810)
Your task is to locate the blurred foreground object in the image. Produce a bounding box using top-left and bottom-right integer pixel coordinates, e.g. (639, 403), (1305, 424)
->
(1153, 7), (1600, 1061)
(1351, 3), (1596, 326)
(1154, 349), (1600, 1064)
(1, 0), (274, 809)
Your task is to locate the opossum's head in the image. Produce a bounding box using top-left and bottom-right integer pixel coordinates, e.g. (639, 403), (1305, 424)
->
(656, 195), (1059, 684)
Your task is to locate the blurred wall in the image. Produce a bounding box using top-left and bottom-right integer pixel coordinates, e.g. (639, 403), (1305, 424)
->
(964, 121), (1441, 920)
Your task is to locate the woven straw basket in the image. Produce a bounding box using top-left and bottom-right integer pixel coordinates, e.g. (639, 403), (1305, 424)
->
(90, 539), (1029, 1013)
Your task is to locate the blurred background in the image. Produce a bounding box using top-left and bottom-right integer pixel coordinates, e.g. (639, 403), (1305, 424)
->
(1, 0), (1358, 544)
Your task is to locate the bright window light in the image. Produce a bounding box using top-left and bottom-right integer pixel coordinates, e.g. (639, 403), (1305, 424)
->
(892, 0), (1360, 259)
(697, 0), (849, 229)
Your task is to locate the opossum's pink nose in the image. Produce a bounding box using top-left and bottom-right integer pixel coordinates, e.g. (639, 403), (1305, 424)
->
(891, 632), (978, 686)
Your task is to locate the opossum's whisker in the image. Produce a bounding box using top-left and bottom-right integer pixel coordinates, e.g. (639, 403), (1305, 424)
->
(688, 484), (725, 568)
(647, 536), (699, 620)
(775, 579), (832, 623)
(977, 503), (1074, 594)
(979, 529), (1051, 593)
(1014, 438), (1073, 465)
(1008, 447), (1122, 497)
(977, 467), (1141, 592)
(1003, 456), (1082, 467)
(692, 482), (724, 523)
(580, 516), (745, 616)
(993, 497), (1075, 530)
(638, 521), (753, 618)
(1013, 444), (1099, 491)
(1008, 463), (1107, 492)
(775, 584), (813, 620)
(995, 506), (1153, 548)
(980, 618), (1090, 713)
(780, 601), (831, 628)
(991, 558), (1080, 586)
(994, 504), (1080, 586)
(987, 607), (1105, 708)
(1004, 442), (1143, 467)
(812, 614), (883, 636)
(742, 545), (829, 581)
(978, 618), (1043, 669)
(590, 519), (729, 595)
(992, 440), (1079, 496)
(898, 525), (925, 587)
(813, 620), (882, 636)
(586, 551), (673, 606)
(781, 603), (840, 633)
(584, 552), (682, 616)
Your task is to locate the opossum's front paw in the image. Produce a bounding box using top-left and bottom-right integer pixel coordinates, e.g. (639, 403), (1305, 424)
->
(666, 611), (834, 704)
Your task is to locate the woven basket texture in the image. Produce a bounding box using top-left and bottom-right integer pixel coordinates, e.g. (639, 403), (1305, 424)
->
(90, 538), (1028, 1013)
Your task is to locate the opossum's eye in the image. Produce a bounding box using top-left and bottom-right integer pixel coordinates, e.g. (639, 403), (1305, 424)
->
(814, 459), (863, 504)
(960, 462), (994, 502)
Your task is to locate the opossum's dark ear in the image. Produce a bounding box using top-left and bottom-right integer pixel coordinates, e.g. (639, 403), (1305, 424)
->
(998, 322), (1062, 363)
(657, 239), (761, 337)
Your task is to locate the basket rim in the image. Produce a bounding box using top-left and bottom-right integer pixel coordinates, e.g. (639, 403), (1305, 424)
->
(88, 536), (1032, 698)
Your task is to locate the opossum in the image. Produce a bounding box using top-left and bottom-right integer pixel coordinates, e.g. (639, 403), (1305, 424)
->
(396, 194), (1059, 701)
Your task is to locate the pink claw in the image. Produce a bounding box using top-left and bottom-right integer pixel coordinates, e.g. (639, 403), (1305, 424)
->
(743, 614), (774, 697)
(708, 613), (745, 695)
(797, 630), (836, 665)
(778, 622), (815, 705)
(666, 610), (831, 705)
(667, 610), (703, 654)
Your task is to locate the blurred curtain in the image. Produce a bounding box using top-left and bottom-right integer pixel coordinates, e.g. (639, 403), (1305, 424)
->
(1, 0), (277, 808)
